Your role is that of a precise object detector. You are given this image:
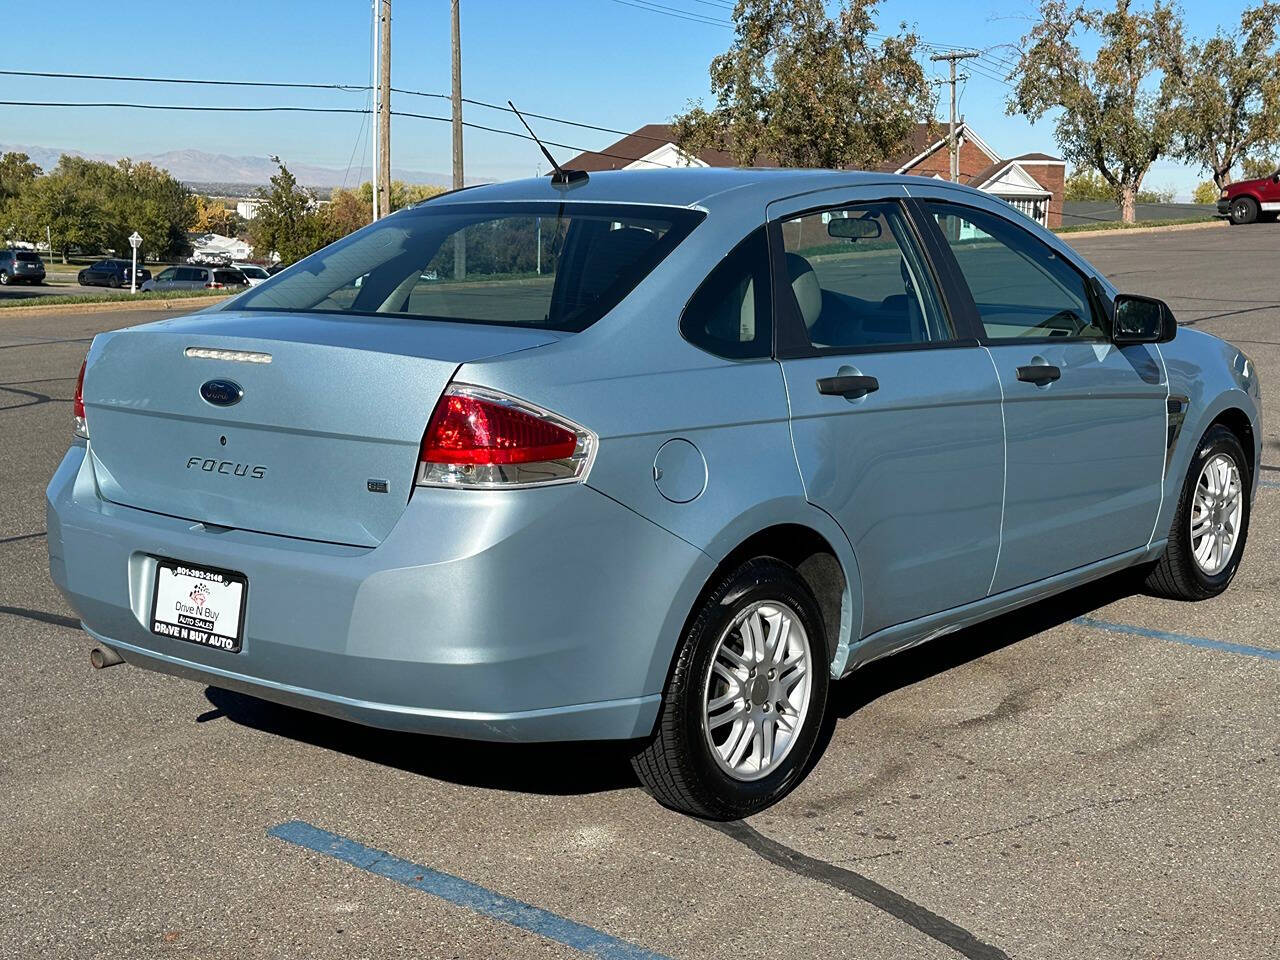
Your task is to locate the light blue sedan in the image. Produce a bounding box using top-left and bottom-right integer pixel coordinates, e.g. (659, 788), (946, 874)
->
(47, 169), (1261, 818)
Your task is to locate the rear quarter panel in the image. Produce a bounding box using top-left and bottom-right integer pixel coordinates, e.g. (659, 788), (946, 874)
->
(456, 200), (865, 675)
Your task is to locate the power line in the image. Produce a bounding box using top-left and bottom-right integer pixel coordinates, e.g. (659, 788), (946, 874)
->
(0, 99), (673, 170)
(0, 66), (674, 149)
(0, 68), (366, 92)
(605, 0), (730, 27)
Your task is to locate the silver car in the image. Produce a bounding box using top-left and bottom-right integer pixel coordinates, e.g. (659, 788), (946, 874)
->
(142, 265), (249, 292)
(48, 169), (1261, 818)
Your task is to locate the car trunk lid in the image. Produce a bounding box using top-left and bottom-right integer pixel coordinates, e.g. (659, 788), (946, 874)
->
(83, 310), (563, 546)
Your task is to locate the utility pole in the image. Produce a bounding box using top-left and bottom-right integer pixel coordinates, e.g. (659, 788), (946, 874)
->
(451, 0), (465, 278)
(370, 0), (379, 220)
(377, 0), (392, 218)
(929, 51), (979, 182)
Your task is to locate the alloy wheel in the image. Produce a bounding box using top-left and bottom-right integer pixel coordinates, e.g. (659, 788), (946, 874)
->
(1190, 453), (1243, 575)
(701, 600), (813, 782)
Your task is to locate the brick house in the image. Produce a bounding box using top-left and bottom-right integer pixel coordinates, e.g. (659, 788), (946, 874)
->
(566, 121), (1066, 227)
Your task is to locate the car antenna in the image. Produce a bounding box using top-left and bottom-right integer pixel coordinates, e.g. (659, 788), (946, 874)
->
(508, 100), (589, 185)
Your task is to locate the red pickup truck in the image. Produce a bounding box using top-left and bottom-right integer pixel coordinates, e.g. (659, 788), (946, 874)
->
(1218, 167), (1280, 224)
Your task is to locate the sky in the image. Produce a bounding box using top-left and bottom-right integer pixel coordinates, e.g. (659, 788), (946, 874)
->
(1, 0), (1261, 199)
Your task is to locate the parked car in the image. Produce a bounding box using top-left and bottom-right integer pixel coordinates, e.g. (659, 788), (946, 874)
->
(49, 170), (1261, 819)
(141, 265), (249, 292)
(1217, 165), (1280, 224)
(0, 249), (46, 285)
(232, 263), (271, 287)
(78, 259), (150, 288)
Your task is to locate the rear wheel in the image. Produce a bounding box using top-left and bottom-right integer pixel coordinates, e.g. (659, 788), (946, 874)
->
(1145, 424), (1250, 600)
(1229, 196), (1259, 225)
(109, 275), (122, 288)
(631, 557), (829, 819)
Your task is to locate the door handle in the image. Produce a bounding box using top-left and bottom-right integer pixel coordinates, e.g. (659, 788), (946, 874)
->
(1016, 364), (1061, 385)
(817, 374), (880, 398)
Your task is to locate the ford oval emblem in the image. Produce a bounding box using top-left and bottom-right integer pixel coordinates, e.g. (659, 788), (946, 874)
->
(200, 379), (243, 406)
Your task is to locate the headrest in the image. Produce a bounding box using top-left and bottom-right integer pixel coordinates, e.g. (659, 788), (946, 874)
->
(785, 252), (822, 331)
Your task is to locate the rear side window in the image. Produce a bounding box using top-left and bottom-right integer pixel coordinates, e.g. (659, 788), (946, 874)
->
(680, 227), (772, 359)
(778, 201), (951, 350)
(234, 201), (704, 333)
(214, 269), (246, 285)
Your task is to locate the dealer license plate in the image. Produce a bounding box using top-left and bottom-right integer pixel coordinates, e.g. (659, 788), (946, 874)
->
(150, 559), (247, 652)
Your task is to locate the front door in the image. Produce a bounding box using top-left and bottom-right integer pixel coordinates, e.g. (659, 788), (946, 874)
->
(922, 198), (1167, 593)
(770, 190), (1005, 637)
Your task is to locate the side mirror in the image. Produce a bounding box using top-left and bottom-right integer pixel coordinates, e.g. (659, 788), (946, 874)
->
(827, 216), (882, 241)
(1113, 293), (1176, 345)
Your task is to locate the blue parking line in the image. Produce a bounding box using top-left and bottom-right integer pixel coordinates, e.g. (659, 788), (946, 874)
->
(1074, 616), (1280, 662)
(268, 821), (672, 960)
(1259, 478), (1280, 489)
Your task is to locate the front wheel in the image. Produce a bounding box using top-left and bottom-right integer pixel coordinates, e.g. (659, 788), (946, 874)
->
(1145, 424), (1251, 600)
(0, 273), (8, 285)
(631, 557), (829, 819)
(1229, 196), (1259, 225)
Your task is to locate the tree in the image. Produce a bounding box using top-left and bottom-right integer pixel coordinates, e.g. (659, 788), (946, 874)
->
(671, 0), (936, 170)
(355, 179), (445, 213)
(247, 161), (336, 265)
(1241, 155), (1280, 179)
(193, 195), (244, 237)
(0, 152), (40, 203)
(1192, 180), (1220, 204)
(109, 159), (197, 261)
(1063, 168), (1116, 200)
(327, 187), (373, 237)
(1170, 4), (1280, 191)
(1008, 0), (1185, 223)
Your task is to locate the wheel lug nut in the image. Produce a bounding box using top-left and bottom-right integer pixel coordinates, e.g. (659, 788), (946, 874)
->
(767, 669), (775, 680)
(762, 703), (770, 712)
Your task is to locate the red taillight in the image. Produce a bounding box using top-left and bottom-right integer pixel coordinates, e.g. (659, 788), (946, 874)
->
(416, 385), (594, 488)
(423, 394), (577, 465)
(73, 359), (88, 438)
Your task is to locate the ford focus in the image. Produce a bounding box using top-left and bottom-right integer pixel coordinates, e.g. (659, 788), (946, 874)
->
(47, 169), (1261, 818)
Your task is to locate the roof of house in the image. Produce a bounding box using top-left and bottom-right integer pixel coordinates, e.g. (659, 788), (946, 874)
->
(565, 123), (764, 172)
(1007, 152), (1063, 163)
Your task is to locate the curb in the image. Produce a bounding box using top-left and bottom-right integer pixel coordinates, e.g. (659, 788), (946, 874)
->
(1056, 219), (1226, 240)
(0, 295), (231, 318)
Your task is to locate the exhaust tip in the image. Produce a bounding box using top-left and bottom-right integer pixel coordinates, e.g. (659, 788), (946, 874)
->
(89, 645), (124, 670)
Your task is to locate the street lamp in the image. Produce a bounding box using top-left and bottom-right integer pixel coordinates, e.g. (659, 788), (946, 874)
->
(128, 231), (142, 294)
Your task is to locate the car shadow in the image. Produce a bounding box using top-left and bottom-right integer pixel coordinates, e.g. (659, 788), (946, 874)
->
(205, 572), (1143, 798)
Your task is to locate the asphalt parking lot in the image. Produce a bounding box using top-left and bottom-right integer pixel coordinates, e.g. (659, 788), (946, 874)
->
(2, 223), (1278, 959)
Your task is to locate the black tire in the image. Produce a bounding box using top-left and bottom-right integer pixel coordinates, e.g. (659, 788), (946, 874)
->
(1229, 196), (1259, 225)
(1145, 424), (1251, 600)
(631, 557), (830, 819)
(109, 275), (122, 288)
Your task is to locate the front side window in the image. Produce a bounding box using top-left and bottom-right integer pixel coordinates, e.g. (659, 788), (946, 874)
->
(680, 227), (772, 359)
(156, 268), (176, 281)
(235, 201), (704, 333)
(926, 201), (1105, 340)
(777, 201), (950, 350)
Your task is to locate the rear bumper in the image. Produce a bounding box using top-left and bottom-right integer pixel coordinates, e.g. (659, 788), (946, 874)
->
(48, 444), (712, 742)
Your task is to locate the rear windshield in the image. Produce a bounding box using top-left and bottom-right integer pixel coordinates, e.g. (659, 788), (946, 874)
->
(233, 201), (704, 332)
(15, 252), (40, 262)
(214, 269), (247, 284)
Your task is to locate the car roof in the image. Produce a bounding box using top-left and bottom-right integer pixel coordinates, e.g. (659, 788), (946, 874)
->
(424, 167), (989, 213)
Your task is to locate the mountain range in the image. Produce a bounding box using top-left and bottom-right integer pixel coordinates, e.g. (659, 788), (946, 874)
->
(0, 143), (478, 190)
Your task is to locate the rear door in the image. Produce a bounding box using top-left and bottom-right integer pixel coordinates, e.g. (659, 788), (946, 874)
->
(920, 196), (1166, 592)
(770, 187), (1005, 636)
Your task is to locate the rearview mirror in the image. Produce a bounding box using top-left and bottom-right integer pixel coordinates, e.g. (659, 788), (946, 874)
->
(827, 216), (882, 241)
(1113, 293), (1176, 345)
